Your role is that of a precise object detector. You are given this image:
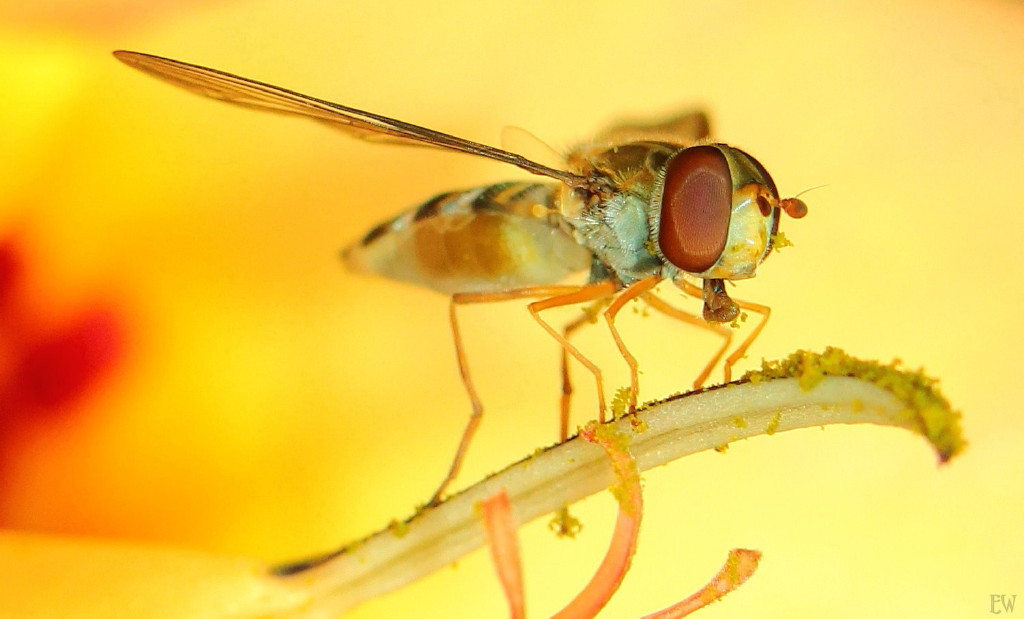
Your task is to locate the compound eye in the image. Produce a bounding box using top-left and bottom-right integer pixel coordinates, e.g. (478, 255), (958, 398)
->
(658, 146), (732, 273)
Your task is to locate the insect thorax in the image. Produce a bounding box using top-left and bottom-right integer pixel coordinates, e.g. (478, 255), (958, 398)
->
(560, 188), (666, 286)
(559, 141), (682, 286)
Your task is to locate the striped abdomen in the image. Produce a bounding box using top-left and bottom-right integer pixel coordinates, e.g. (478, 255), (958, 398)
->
(342, 182), (593, 294)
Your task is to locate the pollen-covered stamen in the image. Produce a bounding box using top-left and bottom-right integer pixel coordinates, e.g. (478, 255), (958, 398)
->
(641, 548), (762, 619)
(480, 490), (525, 619)
(550, 422), (643, 618)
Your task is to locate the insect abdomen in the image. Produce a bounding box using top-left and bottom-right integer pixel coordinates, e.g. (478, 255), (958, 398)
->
(343, 182), (592, 295)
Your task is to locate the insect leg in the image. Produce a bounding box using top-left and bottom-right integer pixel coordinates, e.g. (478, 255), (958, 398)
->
(602, 275), (661, 413)
(721, 297), (770, 382)
(558, 302), (609, 441)
(676, 279), (770, 384)
(527, 281), (620, 423)
(641, 290), (733, 389)
(435, 284), (612, 506)
(560, 313), (590, 441)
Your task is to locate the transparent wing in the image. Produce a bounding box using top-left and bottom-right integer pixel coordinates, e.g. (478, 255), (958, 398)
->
(595, 110), (711, 147)
(500, 125), (566, 172)
(113, 50), (588, 187)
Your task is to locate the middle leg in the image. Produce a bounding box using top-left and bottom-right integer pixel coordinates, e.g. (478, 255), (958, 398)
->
(435, 282), (619, 505)
(676, 278), (771, 384)
(641, 291), (734, 389)
(559, 308), (601, 442)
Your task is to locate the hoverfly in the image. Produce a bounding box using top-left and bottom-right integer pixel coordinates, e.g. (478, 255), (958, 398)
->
(114, 51), (808, 505)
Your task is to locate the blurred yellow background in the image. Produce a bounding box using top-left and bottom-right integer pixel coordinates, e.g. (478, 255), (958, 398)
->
(1, 0), (1022, 616)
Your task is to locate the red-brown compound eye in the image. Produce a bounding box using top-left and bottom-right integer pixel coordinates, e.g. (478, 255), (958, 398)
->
(658, 145), (732, 273)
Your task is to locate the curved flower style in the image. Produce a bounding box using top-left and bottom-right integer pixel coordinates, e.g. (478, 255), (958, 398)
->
(0, 348), (964, 616)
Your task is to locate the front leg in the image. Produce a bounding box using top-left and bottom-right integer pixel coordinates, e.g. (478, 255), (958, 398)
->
(601, 275), (661, 413)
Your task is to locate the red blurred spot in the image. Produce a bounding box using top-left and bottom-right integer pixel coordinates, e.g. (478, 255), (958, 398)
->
(0, 231), (130, 527)
(0, 235), (127, 428)
(13, 308), (124, 411)
(0, 238), (21, 310)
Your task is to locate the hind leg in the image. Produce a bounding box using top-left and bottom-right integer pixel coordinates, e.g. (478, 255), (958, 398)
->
(431, 282), (618, 505)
